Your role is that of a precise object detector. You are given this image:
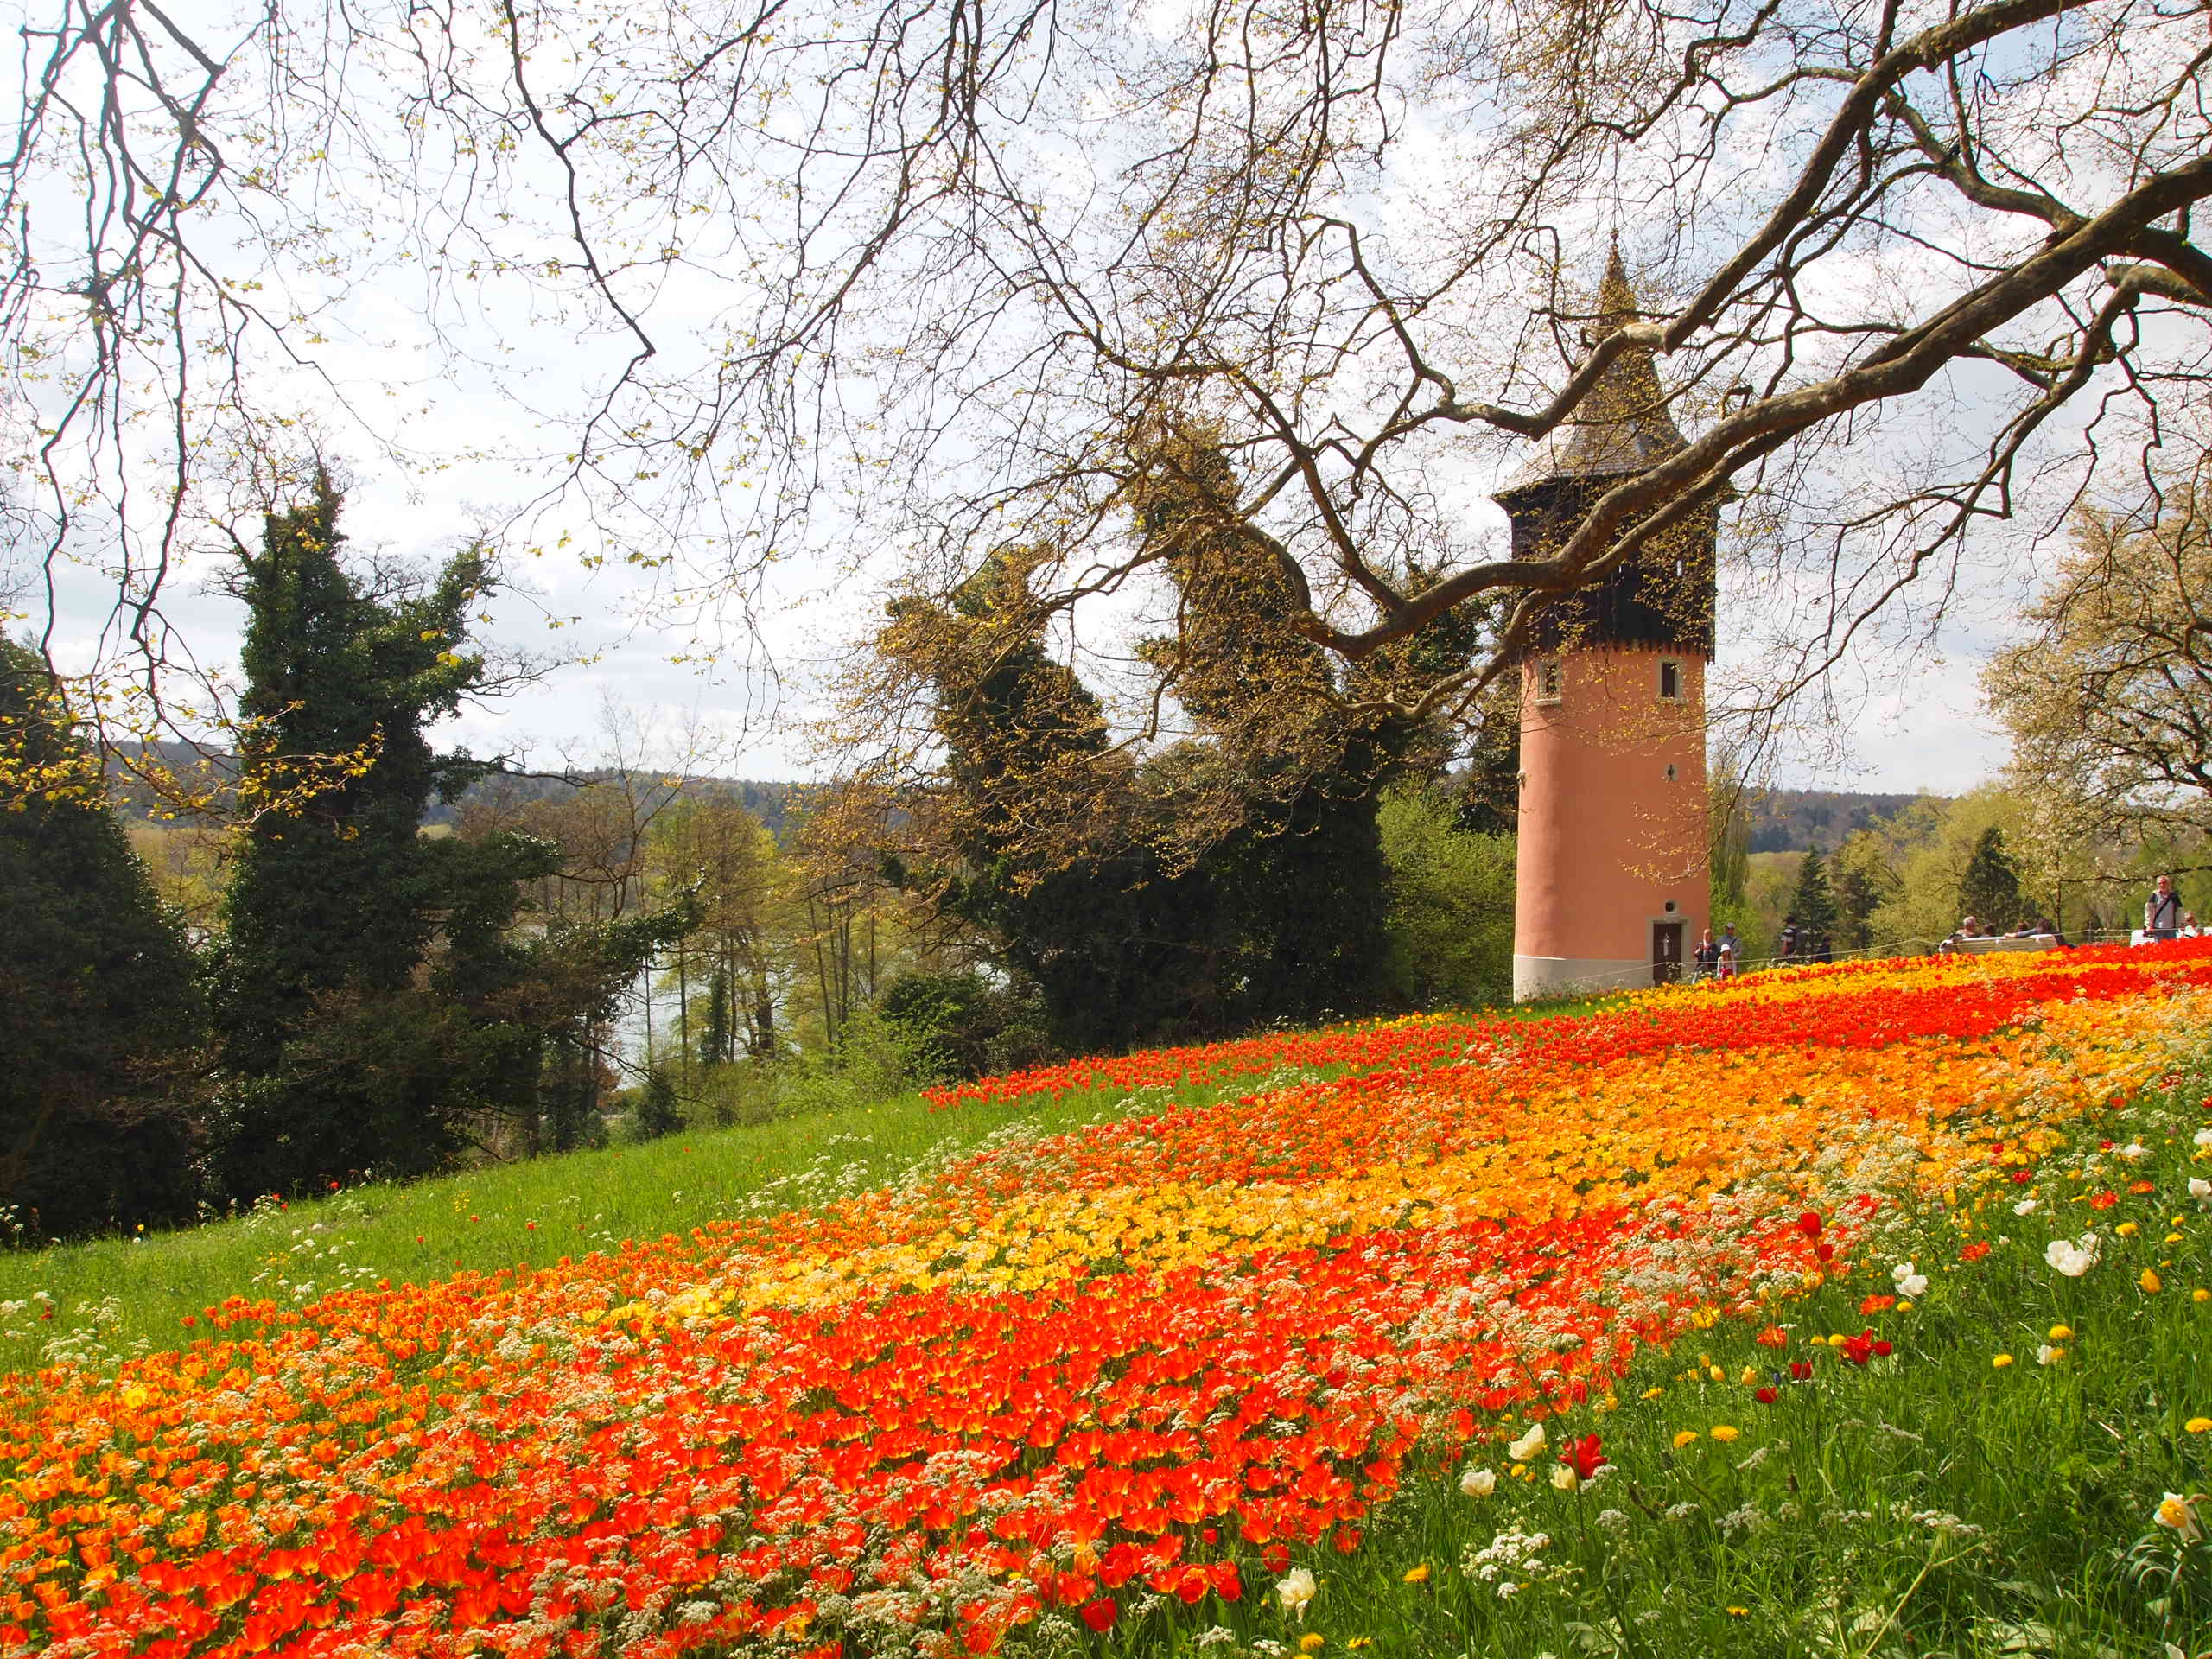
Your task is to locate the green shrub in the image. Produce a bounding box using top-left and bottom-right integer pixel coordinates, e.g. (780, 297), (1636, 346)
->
(1378, 780), (1515, 1009)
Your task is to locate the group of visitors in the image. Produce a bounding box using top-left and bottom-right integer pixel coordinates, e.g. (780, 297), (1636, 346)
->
(1687, 918), (1832, 981)
(1679, 876), (2198, 982)
(1936, 875), (2201, 953)
(1939, 912), (2066, 953)
(1691, 924), (1740, 981)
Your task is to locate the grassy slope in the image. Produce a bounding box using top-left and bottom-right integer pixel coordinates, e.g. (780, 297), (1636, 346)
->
(5, 985), (2212, 1653)
(0, 1086), (1068, 1375)
(0, 999), (1610, 1376)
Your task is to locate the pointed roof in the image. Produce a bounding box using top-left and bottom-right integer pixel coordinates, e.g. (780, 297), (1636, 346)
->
(1496, 245), (1687, 505)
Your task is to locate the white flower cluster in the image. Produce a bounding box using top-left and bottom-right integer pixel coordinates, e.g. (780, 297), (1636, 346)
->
(1906, 1510), (1986, 1537)
(1719, 1503), (1770, 1535)
(1462, 1528), (1576, 1599)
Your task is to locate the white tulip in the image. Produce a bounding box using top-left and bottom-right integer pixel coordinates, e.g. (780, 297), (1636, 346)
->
(2044, 1235), (2100, 1277)
(1274, 1567), (1316, 1618)
(1459, 1466), (1497, 1497)
(1507, 1424), (1548, 1462)
(1891, 1262), (1928, 1298)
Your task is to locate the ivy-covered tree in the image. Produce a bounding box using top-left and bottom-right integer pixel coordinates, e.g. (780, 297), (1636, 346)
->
(213, 479), (693, 1184)
(1130, 429), (1419, 1029)
(0, 639), (206, 1236)
(210, 477), (501, 1192)
(204, 476), (697, 1191)
(870, 429), (1466, 1051)
(883, 550), (1192, 1054)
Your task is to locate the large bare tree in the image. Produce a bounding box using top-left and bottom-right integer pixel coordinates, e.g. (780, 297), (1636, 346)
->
(5, 0), (2209, 776)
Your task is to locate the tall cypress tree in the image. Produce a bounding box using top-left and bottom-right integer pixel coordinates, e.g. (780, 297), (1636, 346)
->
(0, 640), (205, 1236)
(211, 477), (497, 1193)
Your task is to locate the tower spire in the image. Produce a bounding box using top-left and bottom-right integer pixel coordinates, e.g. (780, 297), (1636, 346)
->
(1498, 250), (1683, 499)
(1596, 236), (1636, 334)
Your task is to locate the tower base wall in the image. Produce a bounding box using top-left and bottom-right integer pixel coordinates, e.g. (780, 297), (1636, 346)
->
(1513, 953), (1650, 1002)
(1513, 646), (1708, 1001)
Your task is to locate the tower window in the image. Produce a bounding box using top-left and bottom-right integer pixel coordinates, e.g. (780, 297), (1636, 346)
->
(1665, 763), (1677, 781)
(1658, 658), (1682, 701)
(1536, 658), (1563, 704)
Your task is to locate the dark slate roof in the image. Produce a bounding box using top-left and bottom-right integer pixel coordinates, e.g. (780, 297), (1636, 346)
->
(1495, 246), (1687, 508)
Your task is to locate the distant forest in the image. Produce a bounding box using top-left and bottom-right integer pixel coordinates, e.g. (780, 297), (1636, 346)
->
(1741, 788), (1930, 855)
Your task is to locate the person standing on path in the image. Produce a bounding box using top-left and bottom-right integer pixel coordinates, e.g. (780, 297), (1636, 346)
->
(2145, 875), (2184, 940)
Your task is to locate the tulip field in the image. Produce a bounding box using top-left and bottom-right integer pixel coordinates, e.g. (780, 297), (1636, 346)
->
(7, 943), (2212, 1658)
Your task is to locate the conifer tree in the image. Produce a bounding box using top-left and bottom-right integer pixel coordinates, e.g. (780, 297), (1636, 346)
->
(1830, 843), (1888, 953)
(0, 639), (205, 1236)
(1958, 826), (2027, 930)
(1788, 847), (1840, 945)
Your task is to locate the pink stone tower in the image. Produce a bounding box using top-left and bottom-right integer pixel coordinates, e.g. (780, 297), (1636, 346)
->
(1494, 250), (1719, 1000)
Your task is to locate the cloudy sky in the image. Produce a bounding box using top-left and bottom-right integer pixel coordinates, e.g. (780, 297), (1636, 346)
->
(12, 0), (2087, 797)
(73, 440), (2018, 794)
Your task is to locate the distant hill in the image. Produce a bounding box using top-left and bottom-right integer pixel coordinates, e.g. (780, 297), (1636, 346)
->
(103, 743), (812, 841)
(1742, 788), (1933, 855)
(107, 746), (1929, 859)
(425, 772), (811, 840)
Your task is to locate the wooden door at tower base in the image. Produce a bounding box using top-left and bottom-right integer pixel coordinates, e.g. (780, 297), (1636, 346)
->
(1651, 922), (1684, 985)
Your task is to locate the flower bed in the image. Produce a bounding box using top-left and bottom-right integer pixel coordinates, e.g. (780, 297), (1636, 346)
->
(5, 941), (2212, 1658)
